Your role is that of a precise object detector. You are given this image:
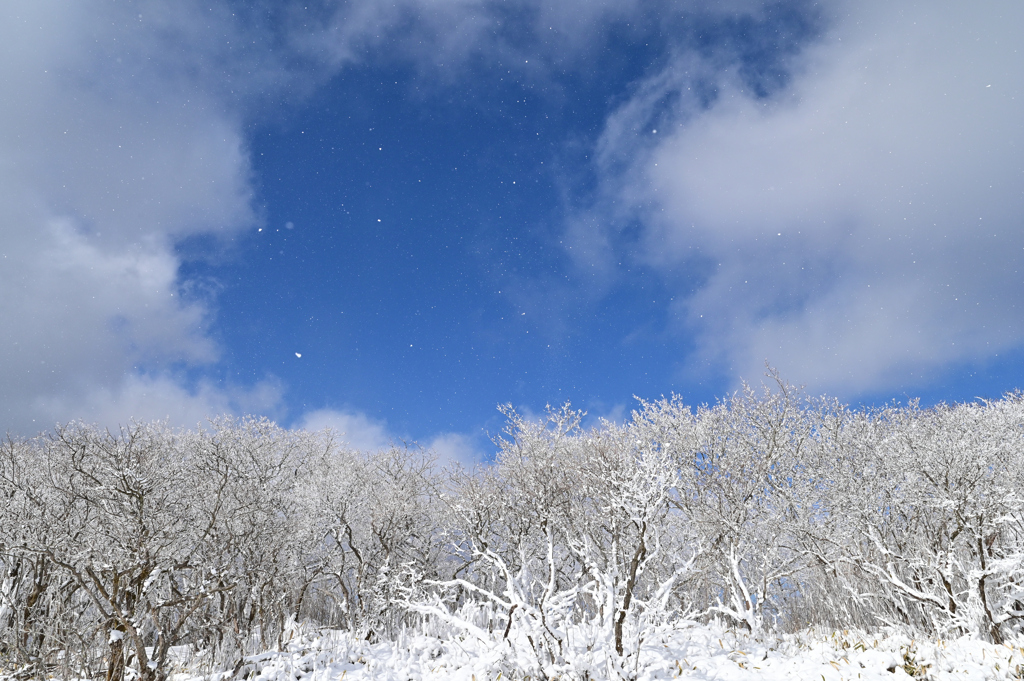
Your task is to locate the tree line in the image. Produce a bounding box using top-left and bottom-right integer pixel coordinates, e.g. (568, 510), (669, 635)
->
(3, 376), (1024, 680)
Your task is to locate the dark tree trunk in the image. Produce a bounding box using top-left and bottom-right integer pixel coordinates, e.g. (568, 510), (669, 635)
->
(105, 636), (125, 681)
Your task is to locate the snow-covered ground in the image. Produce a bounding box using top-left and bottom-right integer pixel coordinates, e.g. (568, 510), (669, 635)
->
(160, 623), (1024, 681)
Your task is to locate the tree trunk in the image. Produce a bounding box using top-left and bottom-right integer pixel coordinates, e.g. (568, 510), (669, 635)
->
(105, 635), (125, 681)
(615, 527), (647, 657)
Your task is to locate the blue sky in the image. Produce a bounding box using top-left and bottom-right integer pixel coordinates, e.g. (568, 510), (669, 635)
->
(3, 0), (1023, 458)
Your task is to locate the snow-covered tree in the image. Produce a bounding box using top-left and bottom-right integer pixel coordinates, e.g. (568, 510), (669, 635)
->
(311, 443), (445, 638)
(0, 419), (330, 681)
(407, 404), (699, 679)
(6, 378), (1024, 679)
(835, 397), (1024, 642)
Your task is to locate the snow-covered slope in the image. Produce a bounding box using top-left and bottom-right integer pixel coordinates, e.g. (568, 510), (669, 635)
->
(167, 623), (1024, 681)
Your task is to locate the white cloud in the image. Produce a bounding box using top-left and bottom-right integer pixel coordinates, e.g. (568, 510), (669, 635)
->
(298, 409), (394, 452)
(426, 431), (486, 468)
(31, 374), (285, 435)
(588, 0), (1024, 394)
(297, 408), (487, 465)
(0, 0), (300, 433)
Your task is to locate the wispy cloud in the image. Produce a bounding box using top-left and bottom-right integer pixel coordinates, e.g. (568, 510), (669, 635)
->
(582, 0), (1024, 394)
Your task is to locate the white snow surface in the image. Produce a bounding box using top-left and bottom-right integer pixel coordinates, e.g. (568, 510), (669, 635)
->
(159, 623), (1024, 681)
